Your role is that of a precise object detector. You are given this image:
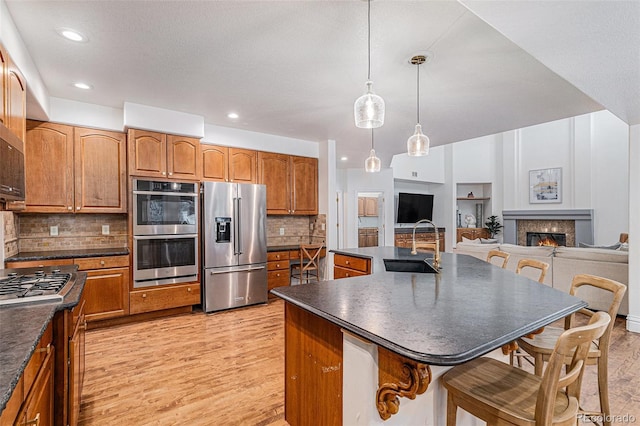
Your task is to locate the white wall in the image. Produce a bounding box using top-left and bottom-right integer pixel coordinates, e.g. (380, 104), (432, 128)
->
(202, 124), (319, 158)
(0, 0), (49, 120)
(627, 124), (640, 332)
(390, 146), (445, 183)
(342, 168), (395, 249)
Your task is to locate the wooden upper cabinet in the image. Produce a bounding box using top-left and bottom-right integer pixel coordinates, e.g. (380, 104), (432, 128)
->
(167, 135), (200, 180)
(0, 44), (6, 126)
(23, 121), (126, 213)
(128, 129), (200, 180)
(127, 129), (166, 178)
(258, 152), (291, 214)
(5, 50), (26, 142)
(74, 128), (127, 213)
(290, 155), (318, 215)
(24, 121), (75, 213)
(201, 144), (257, 183)
(201, 144), (228, 181)
(229, 148), (257, 183)
(258, 152), (318, 215)
(364, 197), (378, 216)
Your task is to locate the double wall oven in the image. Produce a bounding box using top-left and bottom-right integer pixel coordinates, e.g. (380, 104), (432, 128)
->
(132, 179), (199, 287)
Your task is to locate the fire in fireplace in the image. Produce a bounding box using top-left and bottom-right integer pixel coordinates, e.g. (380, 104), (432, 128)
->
(526, 232), (566, 247)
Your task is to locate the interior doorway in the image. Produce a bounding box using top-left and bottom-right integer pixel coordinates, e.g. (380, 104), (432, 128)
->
(357, 192), (385, 247)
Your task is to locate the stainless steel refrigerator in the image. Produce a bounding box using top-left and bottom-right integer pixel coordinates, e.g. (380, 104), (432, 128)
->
(201, 182), (267, 312)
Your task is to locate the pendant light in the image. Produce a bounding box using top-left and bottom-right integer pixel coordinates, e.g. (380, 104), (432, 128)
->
(354, 0), (385, 129)
(364, 128), (381, 173)
(407, 55), (430, 156)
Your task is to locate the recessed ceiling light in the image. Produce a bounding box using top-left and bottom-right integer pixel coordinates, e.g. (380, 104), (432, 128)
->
(57, 28), (87, 42)
(340, 156), (348, 161)
(227, 112), (239, 119)
(74, 82), (92, 90)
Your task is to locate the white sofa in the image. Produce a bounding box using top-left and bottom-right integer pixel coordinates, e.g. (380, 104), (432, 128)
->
(453, 242), (629, 315)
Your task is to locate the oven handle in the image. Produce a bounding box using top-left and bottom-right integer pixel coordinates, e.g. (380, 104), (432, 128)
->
(133, 234), (198, 240)
(209, 265), (266, 275)
(133, 190), (199, 197)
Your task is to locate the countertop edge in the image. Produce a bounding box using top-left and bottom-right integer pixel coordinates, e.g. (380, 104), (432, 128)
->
(0, 272), (87, 413)
(271, 289), (587, 365)
(6, 248), (129, 262)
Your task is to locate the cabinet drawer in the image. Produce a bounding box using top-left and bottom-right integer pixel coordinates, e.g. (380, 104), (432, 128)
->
(334, 266), (368, 280)
(5, 258), (74, 269)
(130, 283), (200, 315)
(334, 254), (370, 273)
(267, 251), (290, 262)
(74, 255), (129, 270)
(268, 270), (290, 291)
(267, 260), (290, 271)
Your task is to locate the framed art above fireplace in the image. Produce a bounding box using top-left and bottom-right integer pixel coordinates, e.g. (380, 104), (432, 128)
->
(529, 167), (562, 204)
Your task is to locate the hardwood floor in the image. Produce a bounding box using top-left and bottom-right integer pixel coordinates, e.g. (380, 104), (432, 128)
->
(79, 301), (639, 425)
(79, 300), (288, 426)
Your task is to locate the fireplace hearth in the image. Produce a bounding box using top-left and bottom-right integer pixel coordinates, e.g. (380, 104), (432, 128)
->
(502, 210), (594, 247)
(527, 232), (566, 247)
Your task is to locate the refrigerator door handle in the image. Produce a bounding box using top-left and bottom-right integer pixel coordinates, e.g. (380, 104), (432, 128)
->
(237, 196), (243, 255)
(209, 265), (266, 275)
(232, 197), (238, 255)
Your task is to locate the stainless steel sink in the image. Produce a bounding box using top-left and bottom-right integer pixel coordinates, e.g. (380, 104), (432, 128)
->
(383, 258), (439, 273)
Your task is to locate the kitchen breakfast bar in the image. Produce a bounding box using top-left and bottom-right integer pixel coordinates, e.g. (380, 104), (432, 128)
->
(271, 247), (587, 426)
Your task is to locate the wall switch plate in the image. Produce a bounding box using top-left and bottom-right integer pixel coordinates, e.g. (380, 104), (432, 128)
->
(102, 225), (110, 235)
(50, 226), (58, 236)
(321, 223), (325, 231)
(279, 227), (285, 236)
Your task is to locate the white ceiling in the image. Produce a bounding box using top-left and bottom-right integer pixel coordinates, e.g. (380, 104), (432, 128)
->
(5, 1), (637, 169)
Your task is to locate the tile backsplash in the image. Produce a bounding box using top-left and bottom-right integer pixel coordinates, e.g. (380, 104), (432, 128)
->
(17, 214), (128, 252)
(266, 214), (326, 246)
(2, 211), (19, 259)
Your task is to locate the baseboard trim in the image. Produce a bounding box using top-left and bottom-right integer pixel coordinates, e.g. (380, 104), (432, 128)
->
(626, 315), (640, 333)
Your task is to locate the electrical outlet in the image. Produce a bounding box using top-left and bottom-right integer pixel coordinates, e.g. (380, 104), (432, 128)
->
(279, 227), (285, 236)
(50, 226), (58, 236)
(102, 225), (110, 235)
(321, 223), (325, 231)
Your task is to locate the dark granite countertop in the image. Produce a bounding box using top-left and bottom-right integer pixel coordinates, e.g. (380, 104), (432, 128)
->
(267, 244), (326, 253)
(0, 266), (87, 413)
(272, 247), (587, 366)
(6, 247), (129, 262)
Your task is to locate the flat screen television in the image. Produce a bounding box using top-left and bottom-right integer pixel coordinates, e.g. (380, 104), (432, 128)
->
(396, 192), (434, 223)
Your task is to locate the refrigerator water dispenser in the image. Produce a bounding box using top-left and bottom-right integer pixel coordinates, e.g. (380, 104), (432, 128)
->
(215, 217), (231, 243)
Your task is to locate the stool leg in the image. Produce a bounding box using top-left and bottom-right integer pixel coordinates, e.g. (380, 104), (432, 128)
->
(446, 393), (457, 426)
(534, 353), (544, 376)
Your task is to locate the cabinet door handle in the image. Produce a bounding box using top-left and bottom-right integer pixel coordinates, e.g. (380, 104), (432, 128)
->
(35, 343), (51, 354)
(187, 287), (191, 292)
(76, 206), (81, 210)
(68, 206), (72, 210)
(25, 413), (40, 426)
(169, 172), (173, 176)
(142, 293), (147, 298)
(345, 260), (350, 265)
(162, 172), (166, 176)
(100, 260), (105, 266)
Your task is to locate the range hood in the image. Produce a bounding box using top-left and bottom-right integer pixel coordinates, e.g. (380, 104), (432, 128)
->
(0, 123), (25, 202)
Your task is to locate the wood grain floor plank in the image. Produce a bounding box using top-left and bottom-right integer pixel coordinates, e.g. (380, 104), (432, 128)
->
(79, 302), (639, 425)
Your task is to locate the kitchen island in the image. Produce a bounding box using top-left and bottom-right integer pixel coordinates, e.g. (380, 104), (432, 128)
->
(271, 247), (587, 426)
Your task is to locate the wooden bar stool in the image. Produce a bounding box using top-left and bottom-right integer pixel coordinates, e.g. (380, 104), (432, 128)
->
(442, 311), (611, 426)
(517, 274), (626, 426)
(290, 243), (324, 284)
(486, 249), (510, 269)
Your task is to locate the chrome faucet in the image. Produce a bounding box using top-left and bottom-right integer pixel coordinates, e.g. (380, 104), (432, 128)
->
(411, 219), (441, 270)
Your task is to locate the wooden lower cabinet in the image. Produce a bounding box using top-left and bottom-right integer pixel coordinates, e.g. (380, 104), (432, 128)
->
(129, 283), (200, 315)
(456, 227), (490, 242)
(2, 323), (55, 426)
(394, 231), (446, 252)
(267, 251), (290, 297)
(333, 254), (371, 280)
(76, 256), (130, 322)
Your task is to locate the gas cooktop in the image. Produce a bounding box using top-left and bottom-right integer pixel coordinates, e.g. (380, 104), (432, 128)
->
(0, 266), (77, 306)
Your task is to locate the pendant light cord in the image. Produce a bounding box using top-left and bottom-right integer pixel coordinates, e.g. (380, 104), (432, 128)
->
(371, 128), (374, 150)
(367, 0), (371, 81)
(416, 62), (420, 124)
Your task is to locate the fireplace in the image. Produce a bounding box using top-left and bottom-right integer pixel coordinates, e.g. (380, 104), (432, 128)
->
(526, 232), (566, 247)
(502, 210), (594, 247)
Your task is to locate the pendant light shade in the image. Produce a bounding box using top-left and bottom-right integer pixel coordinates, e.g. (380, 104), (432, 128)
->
(365, 129), (381, 172)
(407, 55), (430, 156)
(354, 0), (385, 129)
(355, 81), (385, 129)
(407, 124), (430, 156)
